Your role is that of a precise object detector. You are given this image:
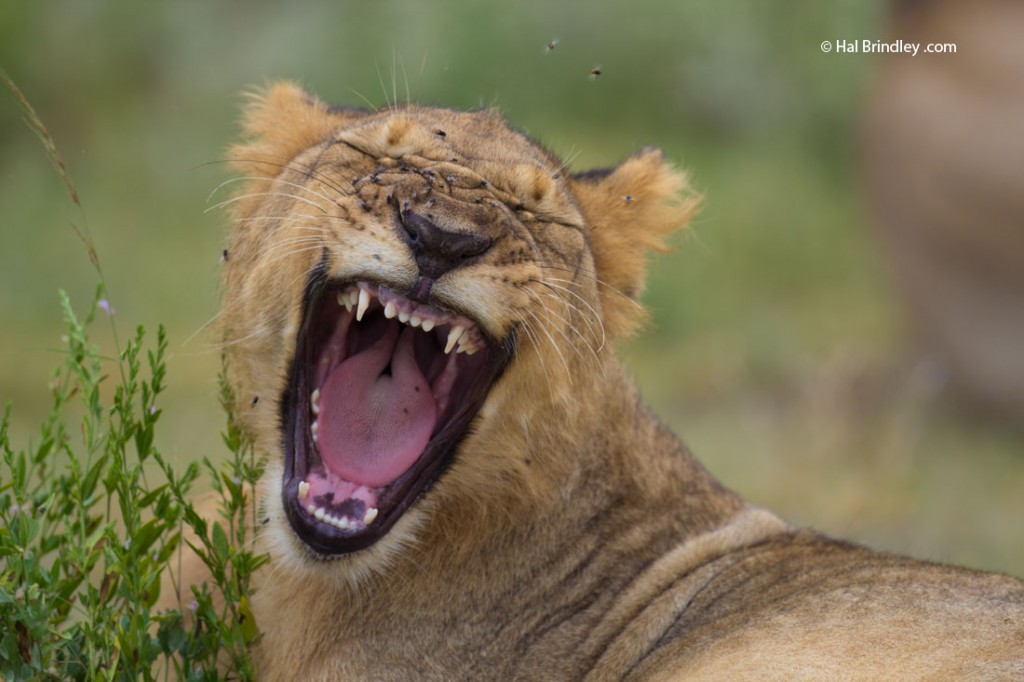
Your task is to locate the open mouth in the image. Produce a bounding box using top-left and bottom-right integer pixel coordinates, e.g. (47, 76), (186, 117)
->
(282, 279), (510, 555)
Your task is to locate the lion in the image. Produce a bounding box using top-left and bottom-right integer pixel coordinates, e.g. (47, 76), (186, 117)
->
(173, 81), (1024, 680)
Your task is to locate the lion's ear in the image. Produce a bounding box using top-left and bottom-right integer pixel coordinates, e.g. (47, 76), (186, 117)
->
(569, 148), (699, 339)
(229, 80), (368, 177)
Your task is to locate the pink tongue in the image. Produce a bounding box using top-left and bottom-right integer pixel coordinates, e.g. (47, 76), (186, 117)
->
(317, 324), (437, 487)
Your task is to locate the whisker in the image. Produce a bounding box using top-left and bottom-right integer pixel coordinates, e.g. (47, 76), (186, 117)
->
(206, 191), (330, 217)
(262, 244), (327, 269)
(524, 288), (604, 373)
(233, 214), (341, 227)
(347, 87), (379, 111)
(200, 158), (352, 199)
(535, 262), (645, 312)
(211, 324), (276, 350)
(515, 314), (558, 404)
(526, 288), (602, 368)
(182, 309), (222, 348)
(209, 176), (340, 210)
(523, 308), (572, 385)
(531, 278), (606, 353)
(376, 61), (392, 112)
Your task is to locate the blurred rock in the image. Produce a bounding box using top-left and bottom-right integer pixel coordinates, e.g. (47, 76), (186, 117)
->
(865, 0), (1024, 423)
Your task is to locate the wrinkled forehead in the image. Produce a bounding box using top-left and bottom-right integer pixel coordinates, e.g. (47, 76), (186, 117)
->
(311, 107), (584, 226)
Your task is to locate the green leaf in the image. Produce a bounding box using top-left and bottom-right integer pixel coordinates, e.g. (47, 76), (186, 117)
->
(210, 522), (229, 561)
(133, 518), (164, 556)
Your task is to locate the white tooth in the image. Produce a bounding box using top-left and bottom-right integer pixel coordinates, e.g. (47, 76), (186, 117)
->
(297, 481), (310, 501)
(398, 310), (410, 324)
(363, 507), (378, 524)
(311, 421), (319, 434)
(311, 389), (320, 415)
(338, 516), (349, 529)
(465, 345), (479, 356)
(306, 504), (316, 515)
(356, 288), (370, 321)
(314, 507), (325, 521)
(312, 432), (318, 444)
(421, 319), (435, 332)
(327, 515), (339, 527)
(409, 315), (422, 328)
(336, 292), (350, 310)
(445, 325), (465, 354)
(384, 301), (397, 319)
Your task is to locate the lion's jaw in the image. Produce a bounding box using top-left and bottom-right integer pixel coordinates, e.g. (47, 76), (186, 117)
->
(219, 83), (695, 582)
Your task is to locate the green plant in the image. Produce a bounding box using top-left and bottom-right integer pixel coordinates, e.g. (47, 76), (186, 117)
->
(0, 71), (266, 681)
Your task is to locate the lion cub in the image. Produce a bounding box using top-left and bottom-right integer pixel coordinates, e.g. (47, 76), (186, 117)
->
(177, 82), (1024, 680)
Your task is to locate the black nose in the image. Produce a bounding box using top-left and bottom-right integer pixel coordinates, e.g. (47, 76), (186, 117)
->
(400, 210), (493, 280)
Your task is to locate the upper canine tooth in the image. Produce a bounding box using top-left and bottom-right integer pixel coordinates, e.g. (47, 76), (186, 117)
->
(409, 315), (422, 328)
(384, 301), (397, 319)
(445, 325), (465, 354)
(356, 289), (370, 321)
(398, 310), (410, 324)
(421, 319), (435, 332)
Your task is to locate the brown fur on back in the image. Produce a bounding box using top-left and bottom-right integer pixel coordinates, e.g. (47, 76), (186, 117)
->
(170, 82), (1024, 680)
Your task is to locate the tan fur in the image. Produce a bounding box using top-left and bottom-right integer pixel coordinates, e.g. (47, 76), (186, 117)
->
(172, 81), (1024, 679)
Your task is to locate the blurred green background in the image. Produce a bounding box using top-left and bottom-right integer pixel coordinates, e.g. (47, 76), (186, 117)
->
(2, 1), (1021, 576)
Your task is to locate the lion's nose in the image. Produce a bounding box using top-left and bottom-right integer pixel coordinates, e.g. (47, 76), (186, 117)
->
(399, 210), (493, 280)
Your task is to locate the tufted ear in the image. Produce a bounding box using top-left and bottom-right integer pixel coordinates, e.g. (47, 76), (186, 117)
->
(569, 148), (699, 339)
(229, 80), (368, 178)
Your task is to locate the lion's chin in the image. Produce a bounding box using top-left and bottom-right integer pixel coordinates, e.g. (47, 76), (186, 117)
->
(260, 461), (432, 587)
(278, 277), (511, 557)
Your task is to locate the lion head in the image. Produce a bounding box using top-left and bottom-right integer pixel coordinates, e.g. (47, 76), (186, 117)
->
(219, 81), (695, 581)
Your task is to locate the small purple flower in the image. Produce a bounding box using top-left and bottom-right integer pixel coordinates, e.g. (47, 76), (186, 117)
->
(97, 299), (115, 315)
(149, 405), (157, 415)
(187, 599), (199, 612)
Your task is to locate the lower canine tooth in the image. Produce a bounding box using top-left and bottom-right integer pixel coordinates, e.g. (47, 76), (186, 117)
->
(363, 507), (378, 524)
(297, 481), (310, 501)
(445, 326), (465, 354)
(337, 292), (352, 311)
